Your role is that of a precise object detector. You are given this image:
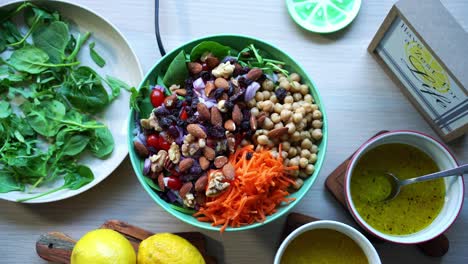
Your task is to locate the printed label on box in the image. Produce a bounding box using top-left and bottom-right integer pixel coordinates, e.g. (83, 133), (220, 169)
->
(376, 17), (467, 135)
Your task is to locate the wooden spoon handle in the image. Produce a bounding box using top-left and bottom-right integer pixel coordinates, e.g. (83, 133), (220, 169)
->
(36, 232), (75, 264)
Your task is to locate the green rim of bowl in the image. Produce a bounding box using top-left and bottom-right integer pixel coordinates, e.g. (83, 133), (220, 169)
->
(286, 0), (362, 33)
(128, 34), (328, 231)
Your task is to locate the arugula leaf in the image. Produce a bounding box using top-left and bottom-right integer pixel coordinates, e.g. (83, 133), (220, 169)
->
(88, 126), (114, 158)
(89, 42), (106, 67)
(190, 41), (231, 61)
(106, 75), (132, 91)
(32, 21), (70, 63)
(66, 32), (90, 62)
(163, 50), (189, 87)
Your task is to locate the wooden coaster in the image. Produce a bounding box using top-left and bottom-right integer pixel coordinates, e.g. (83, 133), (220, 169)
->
(324, 130), (449, 257)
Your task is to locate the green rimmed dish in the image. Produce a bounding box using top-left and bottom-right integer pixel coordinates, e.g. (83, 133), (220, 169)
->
(128, 34), (328, 231)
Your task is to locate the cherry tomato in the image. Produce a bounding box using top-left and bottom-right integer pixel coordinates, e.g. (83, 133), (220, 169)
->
(146, 134), (160, 149)
(180, 107), (188, 120)
(201, 63), (209, 71)
(150, 89), (165, 107)
(166, 176), (182, 190)
(158, 137), (171, 151)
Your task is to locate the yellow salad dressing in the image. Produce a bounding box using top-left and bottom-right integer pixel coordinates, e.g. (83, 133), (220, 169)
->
(350, 143), (445, 235)
(281, 229), (368, 264)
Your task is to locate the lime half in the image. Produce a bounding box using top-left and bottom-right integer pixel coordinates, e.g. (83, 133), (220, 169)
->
(286, 0), (362, 33)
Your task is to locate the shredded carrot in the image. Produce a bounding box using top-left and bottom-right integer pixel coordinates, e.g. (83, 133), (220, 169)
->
(194, 145), (297, 232)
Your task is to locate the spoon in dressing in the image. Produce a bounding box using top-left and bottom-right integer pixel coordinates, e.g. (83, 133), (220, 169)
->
(381, 164), (468, 201)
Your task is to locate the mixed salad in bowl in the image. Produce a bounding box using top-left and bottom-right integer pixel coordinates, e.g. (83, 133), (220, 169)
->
(130, 36), (326, 231)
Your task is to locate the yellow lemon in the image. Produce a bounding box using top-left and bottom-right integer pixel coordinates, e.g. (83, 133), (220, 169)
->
(137, 233), (205, 264)
(71, 229), (136, 264)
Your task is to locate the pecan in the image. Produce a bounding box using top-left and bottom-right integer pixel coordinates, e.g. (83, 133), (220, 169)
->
(214, 78), (229, 89)
(199, 156), (210, 170)
(157, 173), (165, 191)
(205, 81), (216, 97)
(133, 141), (148, 158)
(179, 158), (194, 172)
(195, 175), (208, 192)
(205, 56), (220, 69)
(175, 89), (187, 96)
(250, 115), (257, 130)
(214, 156), (228, 168)
(188, 62), (202, 75)
(210, 107), (223, 126)
(224, 119), (236, 132)
(179, 182), (193, 199)
(197, 103), (210, 121)
(232, 105), (243, 125)
(203, 147), (216, 161)
(187, 124), (207, 138)
(267, 127), (289, 138)
(222, 163), (235, 180)
(246, 68), (263, 81)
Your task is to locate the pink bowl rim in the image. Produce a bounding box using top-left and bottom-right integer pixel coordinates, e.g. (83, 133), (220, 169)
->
(344, 130), (465, 245)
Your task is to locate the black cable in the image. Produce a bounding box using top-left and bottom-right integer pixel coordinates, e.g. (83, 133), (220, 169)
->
(155, 0), (166, 56)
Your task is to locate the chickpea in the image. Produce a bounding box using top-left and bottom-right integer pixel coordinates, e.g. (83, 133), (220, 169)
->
(267, 140), (275, 148)
(292, 113), (303, 124)
(288, 157), (299, 167)
(281, 141), (291, 151)
(312, 120), (323, 129)
(262, 117), (274, 130)
(247, 98), (257, 108)
(263, 100), (274, 112)
(271, 150), (278, 159)
(292, 102), (300, 110)
(308, 153), (317, 163)
(312, 110), (322, 120)
(278, 76), (287, 83)
(273, 103), (283, 114)
(301, 149), (311, 159)
(304, 94), (314, 103)
(280, 134), (289, 141)
(311, 104), (319, 112)
(286, 123), (296, 134)
(310, 144), (318, 153)
(262, 79), (275, 91)
(283, 103), (292, 110)
(271, 113), (281, 123)
(290, 81), (301, 93)
(291, 131), (301, 142)
(292, 178), (304, 190)
(300, 131), (310, 141)
(284, 95), (294, 104)
(297, 120), (306, 131)
(300, 84), (309, 95)
(250, 107), (260, 117)
(279, 80), (291, 90)
(274, 122), (284, 129)
(284, 158), (290, 165)
(240, 139), (250, 146)
(299, 171), (309, 178)
(255, 144), (262, 152)
(299, 157), (308, 168)
(262, 90), (271, 99)
(280, 109), (292, 122)
(305, 113), (313, 123)
(290, 73), (301, 82)
(270, 94), (278, 104)
(305, 164), (315, 175)
(290, 170), (300, 178)
(281, 151), (288, 160)
(301, 138), (313, 150)
(295, 107), (306, 115)
(293, 93), (303, 102)
(303, 103), (313, 113)
(257, 135), (268, 145)
(312, 129), (323, 140)
(255, 92), (264, 102)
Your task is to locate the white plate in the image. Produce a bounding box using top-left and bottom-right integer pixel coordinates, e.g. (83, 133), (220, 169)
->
(0, 0), (143, 203)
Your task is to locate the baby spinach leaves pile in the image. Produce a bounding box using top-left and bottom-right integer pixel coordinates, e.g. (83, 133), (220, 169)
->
(0, 2), (132, 201)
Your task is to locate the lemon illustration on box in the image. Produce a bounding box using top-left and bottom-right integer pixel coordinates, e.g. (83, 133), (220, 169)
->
(286, 0), (362, 33)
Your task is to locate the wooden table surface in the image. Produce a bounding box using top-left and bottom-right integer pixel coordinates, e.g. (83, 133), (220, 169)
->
(1, 0), (467, 263)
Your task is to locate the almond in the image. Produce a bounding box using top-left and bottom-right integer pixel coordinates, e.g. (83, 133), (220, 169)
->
(267, 127), (289, 138)
(205, 81), (216, 97)
(179, 158), (194, 172)
(224, 119), (236, 132)
(175, 89), (187, 96)
(232, 105), (243, 125)
(195, 175), (208, 192)
(210, 107), (223, 126)
(246, 68), (263, 81)
(197, 103), (210, 121)
(214, 78), (229, 89)
(257, 113), (266, 126)
(222, 163), (236, 180)
(188, 62), (202, 75)
(179, 182), (193, 198)
(157, 173), (165, 191)
(199, 156), (210, 170)
(205, 56), (220, 69)
(203, 147), (216, 161)
(187, 124), (206, 138)
(250, 115), (257, 130)
(214, 156), (228, 168)
(133, 141), (149, 158)
(195, 192), (206, 205)
(227, 136), (236, 154)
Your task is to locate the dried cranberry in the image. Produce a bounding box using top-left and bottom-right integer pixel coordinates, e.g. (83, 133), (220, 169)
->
(275, 88), (287, 103)
(201, 63), (209, 71)
(180, 108), (188, 120)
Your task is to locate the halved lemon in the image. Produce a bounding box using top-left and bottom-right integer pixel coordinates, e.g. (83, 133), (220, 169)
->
(286, 0), (362, 33)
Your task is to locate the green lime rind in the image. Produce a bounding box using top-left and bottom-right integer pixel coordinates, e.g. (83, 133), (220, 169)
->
(286, 0), (362, 33)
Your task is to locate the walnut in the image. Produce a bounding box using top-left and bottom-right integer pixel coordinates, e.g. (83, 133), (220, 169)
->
(168, 142), (181, 164)
(188, 143), (200, 156)
(212, 61), (235, 78)
(149, 150), (168, 173)
(141, 112), (162, 131)
(206, 171), (230, 197)
(183, 193), (196, 208)
(169, 84), (180, 93)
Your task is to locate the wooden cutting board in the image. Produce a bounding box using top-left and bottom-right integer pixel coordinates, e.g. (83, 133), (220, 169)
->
(36, 220), (216, 264)
(324, 130), (449, 257)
